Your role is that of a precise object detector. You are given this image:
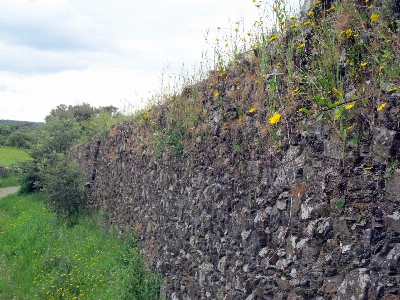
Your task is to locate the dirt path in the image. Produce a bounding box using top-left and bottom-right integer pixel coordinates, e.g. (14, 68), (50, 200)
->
(0, 186), (20, 199)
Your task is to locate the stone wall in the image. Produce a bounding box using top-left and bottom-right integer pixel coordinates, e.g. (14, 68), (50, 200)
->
(72, 112), (400, 299)
(71, 1), (400, 298)
(0, 166), (22, 177)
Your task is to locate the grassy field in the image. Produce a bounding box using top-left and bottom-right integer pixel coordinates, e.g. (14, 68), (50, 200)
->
(0, 146), (32, 167)
(0, 192), (161, 299)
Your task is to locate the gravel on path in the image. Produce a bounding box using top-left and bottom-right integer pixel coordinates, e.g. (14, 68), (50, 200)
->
(0, 186), (20, 199)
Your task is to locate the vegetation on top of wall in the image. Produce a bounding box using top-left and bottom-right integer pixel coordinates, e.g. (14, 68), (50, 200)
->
(123, 0), (399, 166)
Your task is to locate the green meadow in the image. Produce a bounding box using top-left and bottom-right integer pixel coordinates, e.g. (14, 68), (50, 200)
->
(0, 146), (32, 167)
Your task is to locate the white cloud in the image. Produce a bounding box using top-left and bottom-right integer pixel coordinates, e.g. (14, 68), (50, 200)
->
(0, 0), (303, 122)
(0, 0), (111, 51)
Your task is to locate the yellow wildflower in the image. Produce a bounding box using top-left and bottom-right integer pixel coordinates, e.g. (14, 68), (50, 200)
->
(354, 33), (359, 37)
(333, 88), (343, 97)
(344, 103), (355, 110)
(217, 26), (221, 29)
(273, 7), (278, 11)
(346, 29), (352, 38)
(314, 0), (322, 4)
(290, 24), (298, 28)
(294, 87), (300, 93)
(269, 35), (278, 42)
(364, 166), (373, 170)
(279, 21), (285, 25)
(308, 11), (315, 16)
(269, 113), (282, 124)
(214, 92), (220, 97)
(290, 16), (297, 20)
(377, 103), (386, 111)
(326, 6), (335, 12)
(370, 13), (379, 22)
(360, 62), (368, 67)
(255, 3), (261, 7)
(298, 108), (303, 112)
(298, 43), (305, 49)
(335, 113), (341, 119)
(303, 20), (312, 25)
(389, 87), (398, 92)
(248, 108), (256, 113)
(379, 66), (384, 71)
(368, 5), (374, 9)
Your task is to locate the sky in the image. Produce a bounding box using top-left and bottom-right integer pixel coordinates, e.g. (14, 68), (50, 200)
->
(0, 0), (302, 122)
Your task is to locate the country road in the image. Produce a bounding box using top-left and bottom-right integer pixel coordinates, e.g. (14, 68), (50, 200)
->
(0, 186), (20, 199)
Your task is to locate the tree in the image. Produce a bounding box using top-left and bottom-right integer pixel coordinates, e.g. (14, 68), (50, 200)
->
(21, 115), (81, 193)
(41, 116), (81, 153)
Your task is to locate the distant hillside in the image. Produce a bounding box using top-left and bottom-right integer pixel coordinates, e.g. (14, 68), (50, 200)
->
(0, 119), (42, 127)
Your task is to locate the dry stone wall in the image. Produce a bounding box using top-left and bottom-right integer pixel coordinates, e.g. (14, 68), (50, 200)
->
(71, 2), (400, 298)
(72, 110), (400, 299)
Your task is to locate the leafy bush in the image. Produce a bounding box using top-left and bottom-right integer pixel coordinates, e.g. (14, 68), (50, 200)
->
(41, 154), (87, 224)
(19, 160), (42, 193)
(80, 111), (125, 142)
(7, 131), (34, 148)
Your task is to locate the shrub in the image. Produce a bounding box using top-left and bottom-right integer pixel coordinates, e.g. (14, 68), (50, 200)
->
(7, 131), (34, 148)
(41, 154), (87, 224)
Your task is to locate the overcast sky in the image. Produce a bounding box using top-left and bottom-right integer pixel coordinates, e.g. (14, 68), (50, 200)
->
(0, 0), (301, 122)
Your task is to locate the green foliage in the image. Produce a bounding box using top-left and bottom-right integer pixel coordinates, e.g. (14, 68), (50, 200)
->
(335, 196), (346, 213)
(7, 131), (35, 148)
(0, 193), (161, 299)
(20, 116), (81, 196)
(113, 234), (162, 300)
(80, 111), (125, 142)
(37, 116), (81, 154)
(41, 154), (87, 224)
(0, 123), (16, 136)
(48, 103), (118, 124)
(19, 160), (42, 193)
(0, 121), (39, 147)
(153, 127), (185, 156)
